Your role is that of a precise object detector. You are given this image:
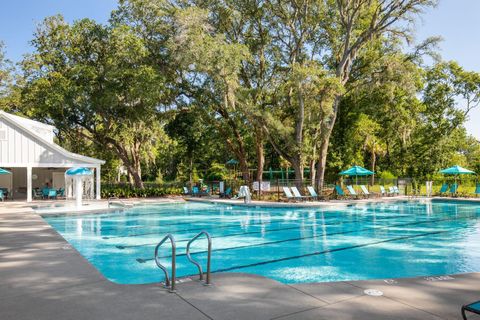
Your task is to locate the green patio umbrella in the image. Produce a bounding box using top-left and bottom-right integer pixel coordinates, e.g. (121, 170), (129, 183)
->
(339, 165), (374, 185)
(0, 168), (11, 175)
(439, 165), (475, 193)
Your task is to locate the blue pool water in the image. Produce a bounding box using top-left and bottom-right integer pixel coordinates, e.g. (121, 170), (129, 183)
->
(43, 200), (480, 284)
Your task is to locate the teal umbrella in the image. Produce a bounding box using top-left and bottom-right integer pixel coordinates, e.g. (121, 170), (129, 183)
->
(66, 167), (93, 176)
(440, 165), (475, 193)
(226, 159), (239, 165)
(439, 165), (475, 175)
(339, 165), (374, 185)
(0, 168), (11, 175)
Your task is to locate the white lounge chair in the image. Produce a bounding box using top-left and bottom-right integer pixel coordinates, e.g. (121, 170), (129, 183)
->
(307, 186), (318, 201)
(291, 186), (310, 201)
(283, 187), (296, 202)
(360, 185), (371, 198)
(346, 185), (360, 199)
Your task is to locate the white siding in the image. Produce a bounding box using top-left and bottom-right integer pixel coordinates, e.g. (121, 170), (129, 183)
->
(0, 119), (89, 167)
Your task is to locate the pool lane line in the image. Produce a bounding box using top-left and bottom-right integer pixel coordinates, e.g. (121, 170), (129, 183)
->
(136, 214), (475, 262)
(205, 229), (451, 274)
(106, 208), (417, 240)
(115, 213), (414, 249)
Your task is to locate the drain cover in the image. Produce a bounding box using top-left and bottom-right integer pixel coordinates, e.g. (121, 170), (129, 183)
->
(364, 289), (383, 296)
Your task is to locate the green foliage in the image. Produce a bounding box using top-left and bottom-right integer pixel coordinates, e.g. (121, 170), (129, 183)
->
(101, 184), (182, 198)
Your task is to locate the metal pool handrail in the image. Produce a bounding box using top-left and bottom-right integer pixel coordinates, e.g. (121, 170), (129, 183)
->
(186, 231), (212, 285)
(154, 233), (176, 292)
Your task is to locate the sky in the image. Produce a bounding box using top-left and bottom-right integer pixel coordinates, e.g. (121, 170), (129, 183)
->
(0, 0), (479, 138)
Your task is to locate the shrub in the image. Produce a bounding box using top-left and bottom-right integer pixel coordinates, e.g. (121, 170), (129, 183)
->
(101, 184), (182, 198)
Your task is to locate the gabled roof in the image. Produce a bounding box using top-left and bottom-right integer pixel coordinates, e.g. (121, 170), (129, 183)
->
(0, 111), (105, 165)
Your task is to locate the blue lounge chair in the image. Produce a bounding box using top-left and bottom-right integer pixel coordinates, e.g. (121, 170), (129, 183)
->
(475, 184), (480, 197)
(346, 185), (360, 199)
(449, 183), (458, 195)
(462, 300), (480, 319)
(192, 186), (199, 197)
(283, 187), (296, 202)
(439, 183), (449, 195)
(307, 186), (318, 201)
(291, 186), (310, 201)
(220, 187), (232, 198)
(335, 185), (346, 199)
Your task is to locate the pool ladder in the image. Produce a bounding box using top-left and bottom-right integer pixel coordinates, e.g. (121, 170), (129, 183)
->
(154, 231), (212, 292)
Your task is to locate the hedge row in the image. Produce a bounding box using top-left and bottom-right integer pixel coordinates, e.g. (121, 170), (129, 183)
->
(101, 186), (182, 198)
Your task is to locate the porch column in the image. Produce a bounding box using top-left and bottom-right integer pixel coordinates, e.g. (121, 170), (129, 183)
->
(27, 166), (32, 202)
(96, 165), (101, 200)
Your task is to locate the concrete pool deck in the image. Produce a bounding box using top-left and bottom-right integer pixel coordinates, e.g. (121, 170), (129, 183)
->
(1, 199), (480, 319)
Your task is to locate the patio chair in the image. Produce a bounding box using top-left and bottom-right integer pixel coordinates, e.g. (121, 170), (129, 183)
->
(393, 185), (401, 195)
(192, 186), (200, 197)
(33, 188), (43, 200)
(307, 186), (318, 201)
(334, 185), (347, 199)
(461, 300), (480, 319)
(282, 187), (296, 202)
(291, 186), (310, 201)
(380, 186), (388, 197)
(41, 188), (50, 199)
(48, 189), (57, 200)
(475, 184), (480, 197)
(439, 183), (449, 195)
(183, 187), (190, 195)
(388, 186), (397, 196)
(220, 187), (232, 199)
(0, 189), (4, 202)
(449, 183), (458, 196)
(346, 185), (360, 199)
(360, 185), (371, 198)
(57, 188), (65, 199)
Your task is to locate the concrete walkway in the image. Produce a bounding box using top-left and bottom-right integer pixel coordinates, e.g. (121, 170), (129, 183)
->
(1, 203), (479, 319)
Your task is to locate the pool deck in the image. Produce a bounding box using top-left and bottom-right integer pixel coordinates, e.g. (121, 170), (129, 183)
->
(1, 198), (480, 319)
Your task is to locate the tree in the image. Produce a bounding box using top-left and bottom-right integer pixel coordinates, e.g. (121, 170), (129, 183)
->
(21, 16), (168, 188)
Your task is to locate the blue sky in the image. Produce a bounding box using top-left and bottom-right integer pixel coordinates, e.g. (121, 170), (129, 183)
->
(0, 0), (479, 138)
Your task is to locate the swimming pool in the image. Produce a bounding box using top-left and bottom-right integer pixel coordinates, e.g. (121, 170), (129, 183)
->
(43, 200), (480, 284)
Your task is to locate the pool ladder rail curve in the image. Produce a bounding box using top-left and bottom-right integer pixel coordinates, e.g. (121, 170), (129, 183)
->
(107, 197), (132, 208)
(154, 231), (212, 292)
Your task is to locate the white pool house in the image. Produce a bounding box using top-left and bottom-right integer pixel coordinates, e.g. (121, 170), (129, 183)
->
(0, 111), (105, 202)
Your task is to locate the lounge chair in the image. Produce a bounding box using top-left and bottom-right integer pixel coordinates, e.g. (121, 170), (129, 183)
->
(346, 185), (360, 199)
(360, 185), (371, 198)
(183, 187), (190, 195)
(307, 186), (318, 201)
(388, 186), (397, 196)
(380, 186), (388, 197)
(334, 185), (347, 199)
(475, 184), (480, 197)
(449, 183), (458, 196)
(282, 187), (296, 202)
(192, 186), (200, 197)
(220, 187), (232, 198)
(438, 183), (449, 195)
(462, 300), (480, 319)
(393, 186), (401, 195)
(291, 186), (310, 201)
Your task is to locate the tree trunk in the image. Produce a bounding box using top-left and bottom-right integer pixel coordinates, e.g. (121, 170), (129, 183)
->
(291, 157), (304, 189)
(255, 132), (264, 196)
(371, 146), (376, 186)
(310, 159), (316, 186)
(316, 97), (340, 192)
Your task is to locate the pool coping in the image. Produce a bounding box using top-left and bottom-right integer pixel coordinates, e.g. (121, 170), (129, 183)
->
(2, 199), (480, 319)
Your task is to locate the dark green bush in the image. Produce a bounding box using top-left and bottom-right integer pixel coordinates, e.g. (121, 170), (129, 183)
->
(101, 184), (182, 198)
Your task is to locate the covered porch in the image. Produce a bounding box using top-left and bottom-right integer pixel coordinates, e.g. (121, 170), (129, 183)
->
(0, 165), (101, 202)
